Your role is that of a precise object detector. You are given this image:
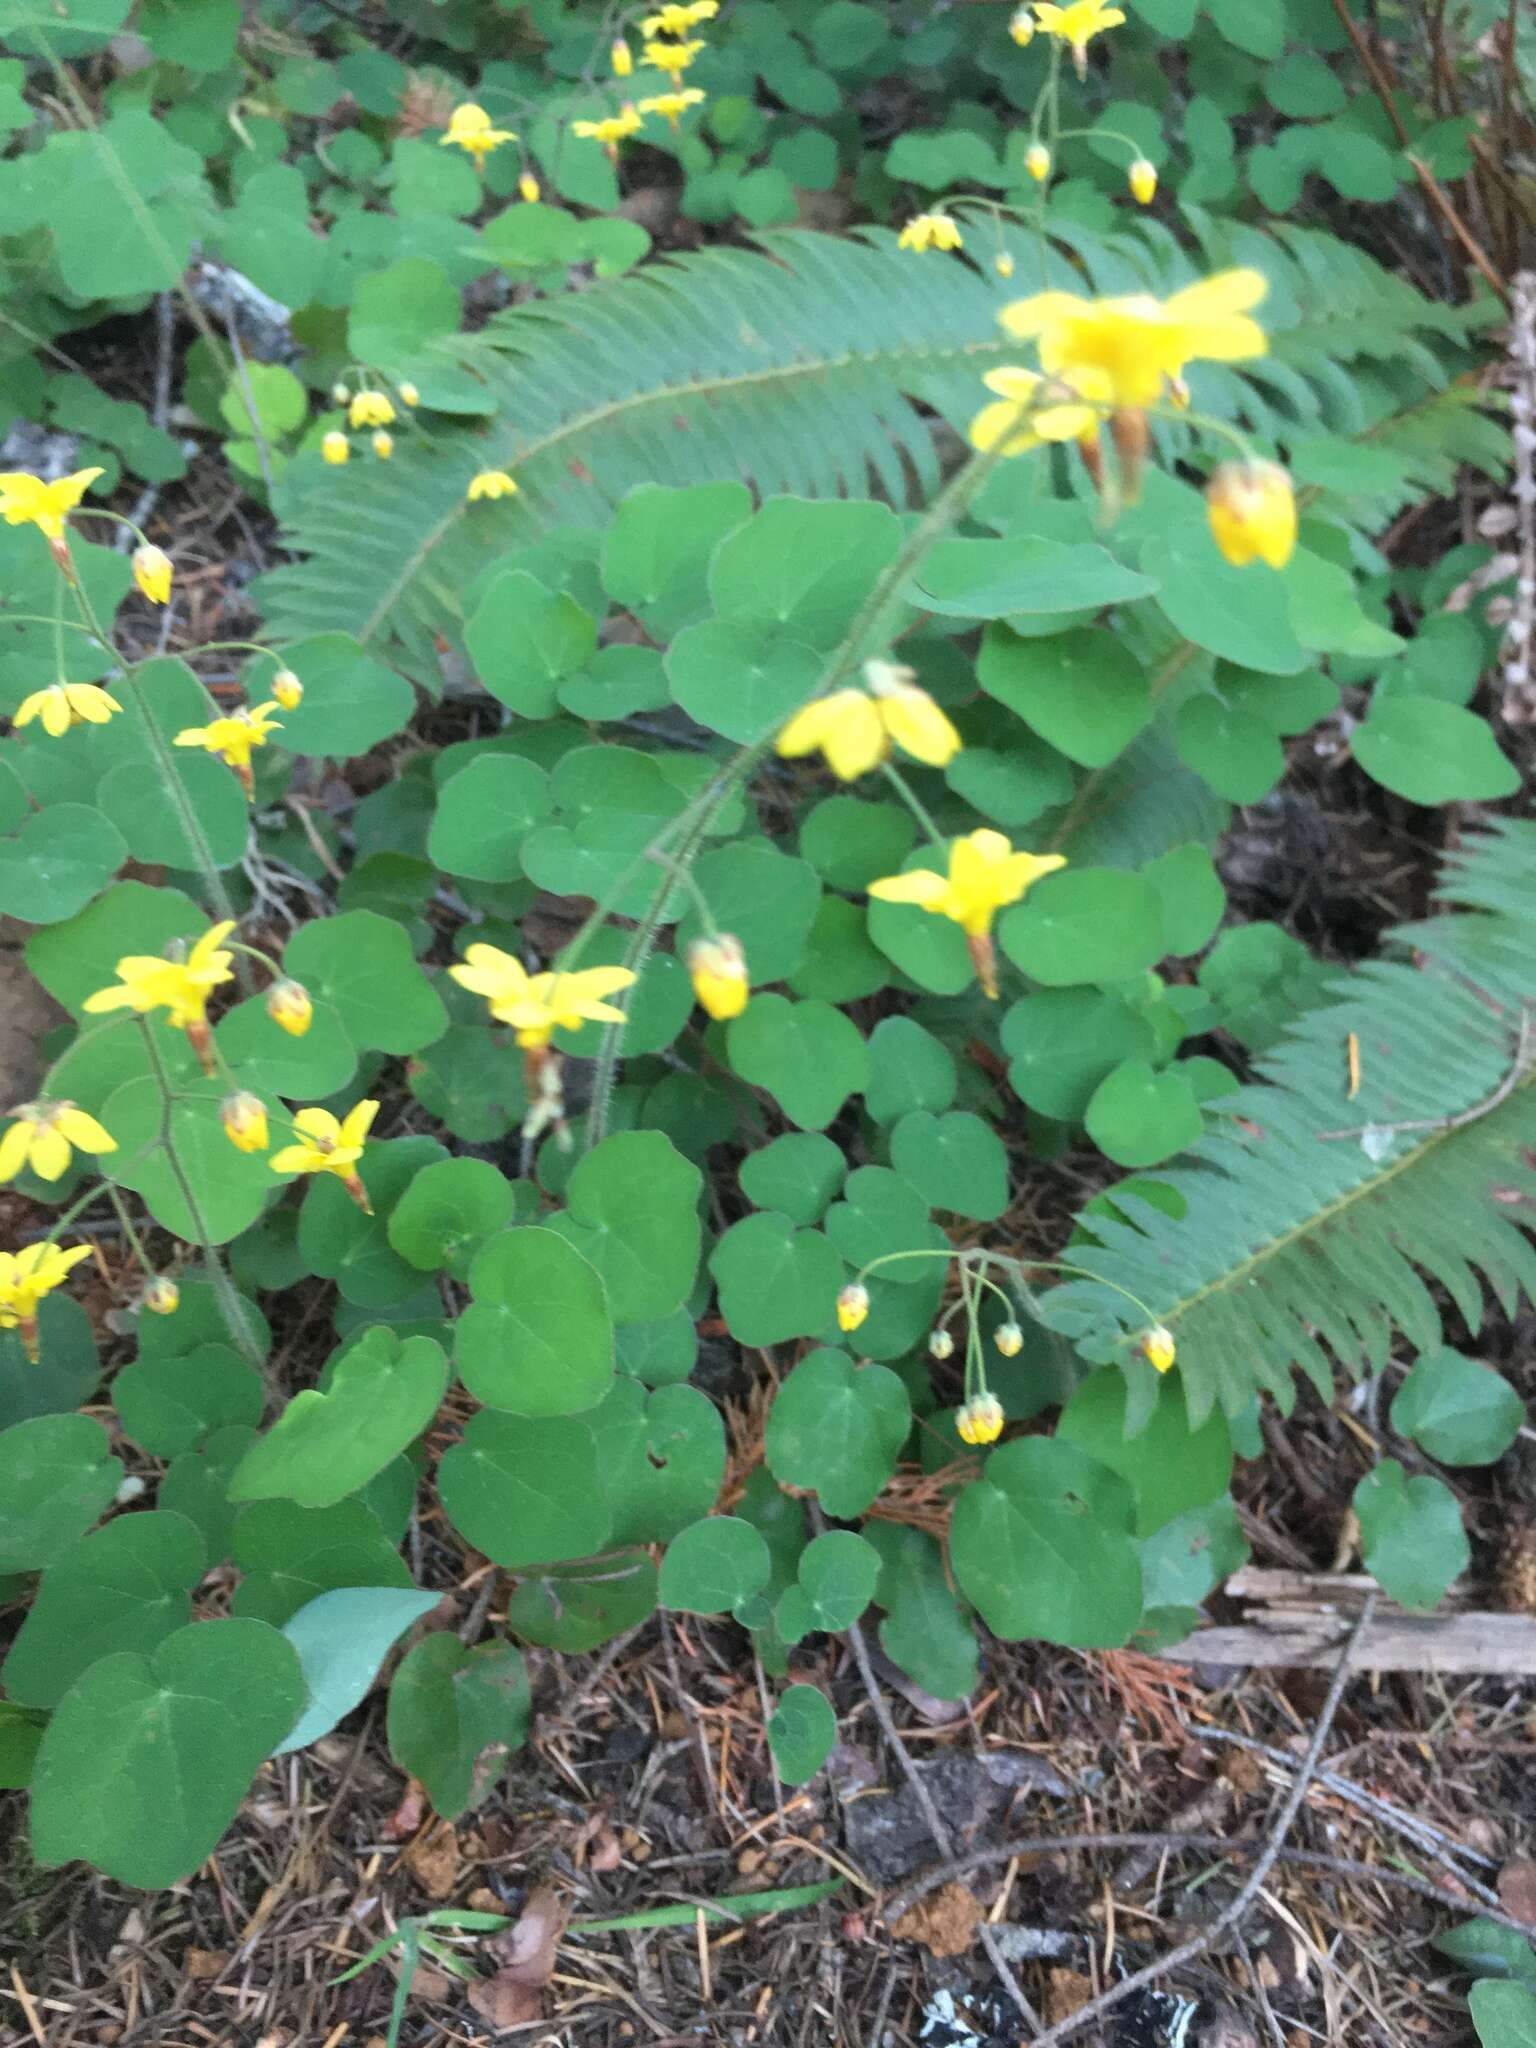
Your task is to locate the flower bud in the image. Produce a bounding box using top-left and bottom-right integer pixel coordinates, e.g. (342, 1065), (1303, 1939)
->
(1010, 5), (1035, 42)
(612, 36), (634, 75)
(994, 1321), (1024, 1357)
(141, 1274), (179, 1316)
(1128, 157), (1157, 205)
(331, 381), (350, 405)
(836, 1282), (870, 1334)
(519, 172), (541, 202)
(1026, 142), (1051, 182)
(266, 979), (313, 1037)
(399, 381), (420, 407)
(221, 1091), (269, 1154)
(1205, 460), (1297, 570)
(1141, 1325), (1177, 1374)
(995, 251), (1015, 278)
(372, 429), (394, 460)
(271, 668), (303, 710)
(957, 1393), (1004, 1446)
(322, 430), (350, 465)
(132, 543), (173, 606)
(928, 1327), (955, 1361)
(687, 933), (749, 1020)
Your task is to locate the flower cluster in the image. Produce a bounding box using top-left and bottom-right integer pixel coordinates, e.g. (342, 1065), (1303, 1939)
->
(970, 269), (1298, 567)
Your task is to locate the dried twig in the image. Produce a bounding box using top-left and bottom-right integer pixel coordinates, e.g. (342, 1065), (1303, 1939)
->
(841, 1600), (1043, 2035)
(885, 1600), (1375, 2046)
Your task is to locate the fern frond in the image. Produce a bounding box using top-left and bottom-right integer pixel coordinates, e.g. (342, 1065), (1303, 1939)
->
(257, 216), (1485, 672)
(1050, 820), (1536, 1426)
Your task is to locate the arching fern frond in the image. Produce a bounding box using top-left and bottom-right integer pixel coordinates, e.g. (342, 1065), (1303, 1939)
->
(1048, 819), (1536, 1427)
(256, 214), (1490, 677)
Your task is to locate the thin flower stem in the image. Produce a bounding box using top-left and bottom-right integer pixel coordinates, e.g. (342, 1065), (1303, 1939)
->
(103, 1183), (155, 1279)
(879, 760), (947, 848)
(136, 1020), (268, 1380)
(572, 438), (1011, 1149)
(66, 577), (248, 979)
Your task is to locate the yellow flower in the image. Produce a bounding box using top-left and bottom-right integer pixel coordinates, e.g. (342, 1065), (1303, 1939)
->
(775, 661), (961, 781)
(174, 701), (282, 797)
(519, 172), (541, 202)
(641, 35), (703, 78)
(132, 543), (173, 605)
(640, 0), (717, 33)
(1010, 5), (1035, 42)
(448, 946), (637, 1048)
(837, 1283), (869, 1334)
(1031, 0), (1125, 73)
(322, 431), (350, 465)
(687, 934), (749, 1020)
(0, 466), (103, 542)
(612, 36), (634, 75)
(82, 919), (236, 1073)
(270, 1100), (379, 1212)
(468, 468), (519, 502)
(1025, 142), (1051, 181)
(13, 683), (122, 738)
(0, 1241), (93, 1355)
(1141, 1325), (1177, 1373)
(271, 668), (303, 711)
(898, 212), (963, 253)
(969, 363), (1111, 458)
(1205, 459), (1297, 570)
(957, 1393), (1004, 1446)
(0, 1102), (115, 1184)
(1129, 157), (1157, 205)
(372, 430), (394, 460)
(348, 390), (395, 429)
(399, 382), (420, 407)
(867, 830), (1066, 997)
(266, 979), (313, 1036)
(141, 1274), (179, 1316)
(999, 269), (1268, 410)
(638, 87), (706, 129)
(572, 104), (645, 154)
(441, 102), (516, 162)
(994, 1322), (1024, 1357)
(221, 1091), (269, 1154)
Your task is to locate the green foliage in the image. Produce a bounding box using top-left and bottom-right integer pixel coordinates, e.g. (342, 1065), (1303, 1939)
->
(0, 0), (1522, 1903)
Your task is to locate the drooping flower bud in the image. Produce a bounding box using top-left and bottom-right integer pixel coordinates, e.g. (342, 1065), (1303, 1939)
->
(399, 381), (420, 407)
(1009, 6), (1034, 43)
(1205, 460), (1297, 570)
(995, 251), (1015, 278)
(994, 1321), (1024, 1357)
(266, 979), (313, 1037)
(331, 381), (350, 405)
(1141, 1325), (1177, 1373)
(612, 36), (634, 75)
(837, 1282), (870, 1334)
(372, 429), (394, 460)
(141, 1274), (180, 1316)
(957, 1393), (1005, 1446)
(519, 172), (541, 202)
(221, 1091), (269, 1154)
(1026, 142), (1051, 182)
(686, 933), (749, 1020)
(132, 543), (173, 606)
(322, 431), (350, 465)
(271, 668), (303, 711)
(1128, 157), (1157, 205)
(928, 1327), (955, 1361)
